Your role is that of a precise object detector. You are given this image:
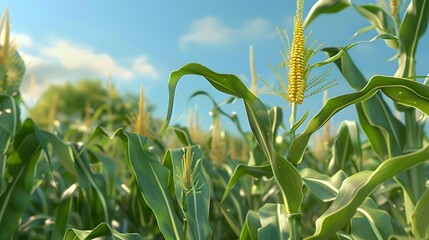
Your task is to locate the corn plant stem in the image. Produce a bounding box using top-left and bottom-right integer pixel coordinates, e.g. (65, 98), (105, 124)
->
(404, 109), (425, 202)
(181, 192), (188, 240)
(290, 102), (297, 143)
(288, 102), (301, 240)
(0, 154), (5, 178)
(288, 213), (302, 240)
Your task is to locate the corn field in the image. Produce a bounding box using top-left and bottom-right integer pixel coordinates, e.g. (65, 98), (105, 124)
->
(1, 0), (429, 239)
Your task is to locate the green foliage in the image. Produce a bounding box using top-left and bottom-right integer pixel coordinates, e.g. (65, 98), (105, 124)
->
(0, 1), (428, 240)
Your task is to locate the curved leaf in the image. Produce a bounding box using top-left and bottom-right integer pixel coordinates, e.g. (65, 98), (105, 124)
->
(64, 222), (143, 240)
(0, 119), (42, 240)
(411, 188), (429, 239)
(258, 204), (289, 240)
(52, 183), (78, 240)
(306, 143), (429, 239)
(220, 164), (273, 203)
(397, 0), (429, 77)
(323, 48), (405, 158)
(91, 127), (183, 239)
(304, 0), (351, 28)
(169, 145), (212, 240)
(290, 75), (429, 164)
(328, 120), (362, 174)
(239, 210), (260, 240)
(163, 63), (302, 214)
(353, 4), (398, 48)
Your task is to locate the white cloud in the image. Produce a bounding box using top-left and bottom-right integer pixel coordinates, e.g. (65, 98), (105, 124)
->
(180, 16), (274, 49)
(12, 33), (33, 49)
(133, 56), (159, 79)
(10, 33), (160, 106)
(41, 40), (134, 80)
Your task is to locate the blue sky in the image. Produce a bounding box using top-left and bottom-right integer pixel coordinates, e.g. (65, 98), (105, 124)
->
(4, 0), (429, 134)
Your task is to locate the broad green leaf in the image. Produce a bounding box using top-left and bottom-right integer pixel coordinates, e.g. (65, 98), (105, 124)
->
(351, 198), (393, 240)
(304, 0), (351, 28)
(0, 94), (17, 136)
(353, 4), (398, 48)
(163, 63), (302, 214)
(170, 126), (193, 146)
(43, 132), (77, 176)
(0, 119), (42, 240)
(64, 222), (143, 240)
(410, 188), (429, 239)
(72, 145), (109, 224)
(323, 48), (405, 158)
(290, 75), (429, 164)
(397, 0), (429, 77)
(220, 164), (273, 203)
(239, 210), (260, 240)
(220, 205), (242, 237)
(113, 129), (183, 239)
(306, 144), (429, 239)
(169, 145), (212, 240)
(328, 121), (362, 174)
(52, 183), (78, 240)
(258, 203), (289, 240)
(302, 169), (393, 239)
(301, 168), (347, 202)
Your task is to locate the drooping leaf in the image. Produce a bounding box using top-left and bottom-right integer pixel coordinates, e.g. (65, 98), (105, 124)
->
(301, 168), (347, 202)
(63, 222), (143, 240)
(353, 4), (398, 48)
(306, 144), (429, 239)
(290, 75), (429, 164)
(304, 0), (351, 28)
(220, 164), (273, 203)
(323, 47), (405, 158)
(163, 63), (303, 214)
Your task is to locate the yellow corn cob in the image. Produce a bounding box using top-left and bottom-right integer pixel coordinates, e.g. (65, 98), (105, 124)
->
(289, 0), (305, 104)
(390, 0), (398, 16)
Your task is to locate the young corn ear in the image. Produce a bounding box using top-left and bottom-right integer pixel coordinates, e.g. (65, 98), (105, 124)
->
(261, 0), (336, 105)
(390, 0), (399, 17)
(0, 8), (26, 94)
(289, 0), (306, 104)
(176, 146), (202, 196)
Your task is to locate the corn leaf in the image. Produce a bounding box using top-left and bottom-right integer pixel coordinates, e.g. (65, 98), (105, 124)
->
(220, 164), (273, 204)
(323, 47), (405, 158)
(410, 188), (429, 239)
(301, 168), (347, 202)
(0, 119), (42, 240)
(304, 0), (351, 28)
(169, 145), (212, 240)
(52, 183), (78, 240)
(351, 198), (393, 240)
(353, 4), (398, 48)
(290, 75), (429, 164)
(64, 222), (143, 240)
(164, 63), (302, 214)
(397, 0), (429, 77)
(258, 203), (289, 240)
(328, 120), (362, 174)
(306, 144), (429, 239)
(239, 210), (260, 240)
(302, 169), (393, 239)
(112, 129), (183, 239)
